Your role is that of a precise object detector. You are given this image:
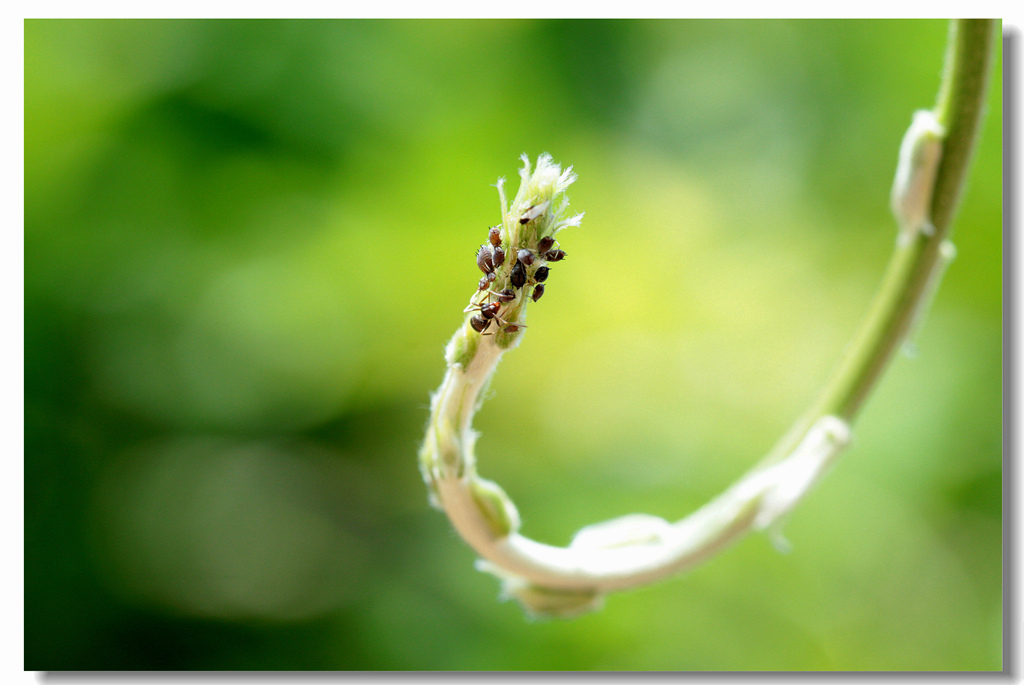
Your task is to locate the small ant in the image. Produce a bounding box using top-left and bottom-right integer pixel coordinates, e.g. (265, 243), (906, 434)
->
(464, 299), (519, 335)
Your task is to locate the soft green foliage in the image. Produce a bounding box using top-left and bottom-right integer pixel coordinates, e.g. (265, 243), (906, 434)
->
(25, 19), (1001, 670)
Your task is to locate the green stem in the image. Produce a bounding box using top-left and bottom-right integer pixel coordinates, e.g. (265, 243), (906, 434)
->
(763, 19), (996, 465)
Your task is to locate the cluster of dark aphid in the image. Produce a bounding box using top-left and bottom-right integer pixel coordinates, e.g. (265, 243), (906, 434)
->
(466, 209), (566, 335)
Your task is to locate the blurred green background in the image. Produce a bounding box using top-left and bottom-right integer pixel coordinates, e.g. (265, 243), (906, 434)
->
(25, 19), (1001, 671)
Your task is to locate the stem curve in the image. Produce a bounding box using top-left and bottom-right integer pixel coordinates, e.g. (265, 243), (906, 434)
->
(419, 20), (996, 618)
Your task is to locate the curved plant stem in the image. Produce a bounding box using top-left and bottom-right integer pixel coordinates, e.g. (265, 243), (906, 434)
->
(419, 20), (996, 619)
(760, 18), (996, 467)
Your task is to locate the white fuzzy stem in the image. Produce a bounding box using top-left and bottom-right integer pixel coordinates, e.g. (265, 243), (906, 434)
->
(428, 355), (851, 595)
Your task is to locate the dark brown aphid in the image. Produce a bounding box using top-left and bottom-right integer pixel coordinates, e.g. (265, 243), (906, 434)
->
(478, 276), (490, 290)
(517, 248), (535, 266)
(534, 266), (549, 283)
(496, 288), (516, 303)
(504, 323), (523, 333)
(492, 246), (506, 268)
(477, 244), (494, 274)
(532, 283), (545, 302)
(544, 249), (566, 262)
(537, 236), (555, 253)
(488, 225), (502, 246)
(510, 260), (526, 289)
